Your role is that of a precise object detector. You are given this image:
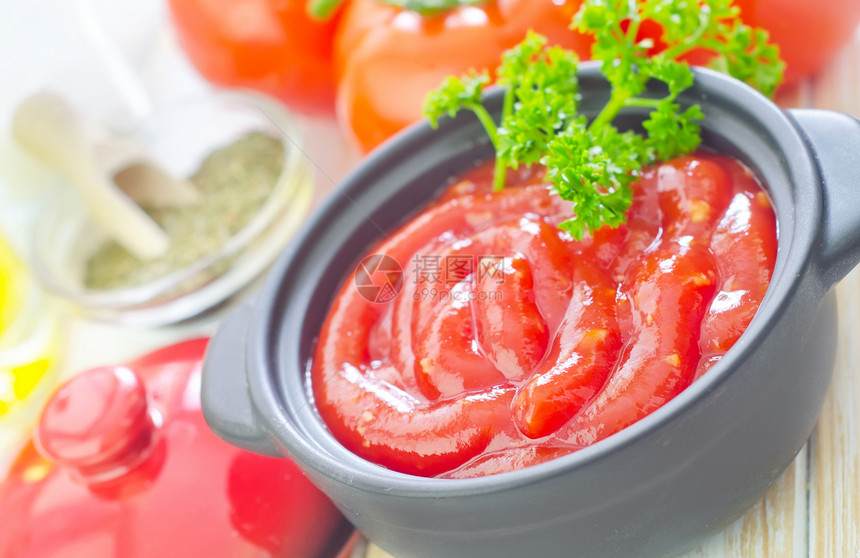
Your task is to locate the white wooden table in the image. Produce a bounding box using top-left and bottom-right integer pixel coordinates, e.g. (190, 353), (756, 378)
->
(1, 3), (859, 557)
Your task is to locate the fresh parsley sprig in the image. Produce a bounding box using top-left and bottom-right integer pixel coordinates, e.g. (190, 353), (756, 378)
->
(423, 0), (784, 239)
(425, 33), (581, 192)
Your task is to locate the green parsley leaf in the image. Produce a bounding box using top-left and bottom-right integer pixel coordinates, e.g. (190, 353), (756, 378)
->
(497, 32), (581, 169)
(709, 25), (785, 97)
(423, 71), (491, 128)
(547, 124), (642, 238)
(643, 101), (704, 160)
(422, 0), (784, 238)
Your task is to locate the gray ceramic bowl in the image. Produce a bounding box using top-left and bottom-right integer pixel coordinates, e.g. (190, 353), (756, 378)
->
(202, 64), (860, 558)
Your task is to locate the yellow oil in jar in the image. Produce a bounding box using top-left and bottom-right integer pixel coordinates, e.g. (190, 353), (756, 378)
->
(0, 235), (60, 418)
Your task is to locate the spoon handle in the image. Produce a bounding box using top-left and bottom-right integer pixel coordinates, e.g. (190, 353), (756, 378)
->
(12, 92), (169, 261)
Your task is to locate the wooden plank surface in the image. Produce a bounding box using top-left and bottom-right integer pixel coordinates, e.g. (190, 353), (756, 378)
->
(812, 269), (860, 557)
(685, 454), (808, 558)
(808, 29), (860, 558)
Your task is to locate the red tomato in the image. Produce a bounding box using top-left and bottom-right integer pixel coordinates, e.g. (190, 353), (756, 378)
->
(735, 0), (860, 85)
(167, 0), (339, 114)
(334, 0), (591, 152)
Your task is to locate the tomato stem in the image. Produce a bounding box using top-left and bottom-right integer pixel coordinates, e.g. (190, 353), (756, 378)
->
(309, 0), (487, 20)
(377, 0), (488, 16)
(307, 0), (346, 19)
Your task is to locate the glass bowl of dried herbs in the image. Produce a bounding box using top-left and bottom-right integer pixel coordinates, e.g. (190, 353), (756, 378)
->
(30, 91), (313, 326)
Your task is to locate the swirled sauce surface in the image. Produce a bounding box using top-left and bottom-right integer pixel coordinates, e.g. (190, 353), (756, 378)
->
(310, 153), (777, 478)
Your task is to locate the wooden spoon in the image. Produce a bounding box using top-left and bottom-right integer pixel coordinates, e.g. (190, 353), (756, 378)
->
(94, 137), (200, 209)
(12, 92), (170, 261)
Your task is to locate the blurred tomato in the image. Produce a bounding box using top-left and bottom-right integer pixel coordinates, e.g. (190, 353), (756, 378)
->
(168, 0), (339, 114)
(734, 0), (860, 85)
(334, 0), (590, 152)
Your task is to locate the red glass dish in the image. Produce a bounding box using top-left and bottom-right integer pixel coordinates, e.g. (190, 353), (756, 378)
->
(0, 338), (354, 558)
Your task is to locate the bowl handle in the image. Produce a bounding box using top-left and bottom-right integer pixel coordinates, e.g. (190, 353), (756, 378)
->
(201, 302), (281, 457)
(790, 109), (860, 287)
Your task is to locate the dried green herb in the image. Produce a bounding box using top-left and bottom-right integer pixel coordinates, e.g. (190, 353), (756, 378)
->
(84, 132), (284, 290)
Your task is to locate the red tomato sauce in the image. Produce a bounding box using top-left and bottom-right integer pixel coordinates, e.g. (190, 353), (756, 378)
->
(310, 153), (777, 478)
